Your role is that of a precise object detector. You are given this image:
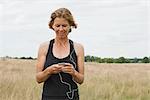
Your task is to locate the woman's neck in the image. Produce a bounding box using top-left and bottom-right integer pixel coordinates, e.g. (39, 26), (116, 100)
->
(54, 37), (69, 46)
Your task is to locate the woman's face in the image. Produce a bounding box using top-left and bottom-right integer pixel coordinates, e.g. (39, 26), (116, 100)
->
(52, 17), (70, 39)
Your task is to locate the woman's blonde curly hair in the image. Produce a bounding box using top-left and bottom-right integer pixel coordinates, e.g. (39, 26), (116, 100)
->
(48, 8), (77, 33)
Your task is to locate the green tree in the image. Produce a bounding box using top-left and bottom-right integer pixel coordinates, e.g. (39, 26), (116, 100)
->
(142, 57), (149, 63)
(116, 57), (126, 63)
(85, 55), (91, 62)
(106, 58), (114, 63)
(132, 57), (139, 63)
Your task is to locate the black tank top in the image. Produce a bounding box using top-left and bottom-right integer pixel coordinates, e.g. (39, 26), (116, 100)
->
(42, 39), (79, 100)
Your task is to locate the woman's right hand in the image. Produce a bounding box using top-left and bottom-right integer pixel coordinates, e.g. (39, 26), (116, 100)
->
(46, 64), (62, 75)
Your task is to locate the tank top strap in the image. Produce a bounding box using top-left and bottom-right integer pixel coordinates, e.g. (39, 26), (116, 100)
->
(49, 39), (54, 53)
(69, 39), (75, 53)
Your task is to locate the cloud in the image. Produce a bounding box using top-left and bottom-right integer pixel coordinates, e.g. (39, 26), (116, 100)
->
(0, 0), (149, 57)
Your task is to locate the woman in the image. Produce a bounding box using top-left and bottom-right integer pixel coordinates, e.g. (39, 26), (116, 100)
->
(36, 8), (84, 100)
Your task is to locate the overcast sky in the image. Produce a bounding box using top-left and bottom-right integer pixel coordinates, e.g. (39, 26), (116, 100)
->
(0, 0), (149, 58)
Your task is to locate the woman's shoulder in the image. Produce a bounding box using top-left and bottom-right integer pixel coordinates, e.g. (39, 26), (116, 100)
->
(73, 41), (84, 56)
(39, 41), (50, 49)
(73, 42), (84, 49)
(38, 41), (50, 55)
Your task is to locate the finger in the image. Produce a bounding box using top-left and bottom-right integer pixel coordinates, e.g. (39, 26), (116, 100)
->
(62, 68), (73, 73)
(52, 64), (61, 68)
(53, 68), (61, 74)
(64, 63), (72, 66)
(52, 67), (60, 71)
(52, 65), (62, 69)
(63, 66), (74, 71)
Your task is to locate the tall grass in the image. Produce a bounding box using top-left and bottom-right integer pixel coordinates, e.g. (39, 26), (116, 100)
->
(0, 59), (150, 100)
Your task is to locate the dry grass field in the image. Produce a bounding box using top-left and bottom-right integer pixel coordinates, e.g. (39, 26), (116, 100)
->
(0, 59), (150, 100)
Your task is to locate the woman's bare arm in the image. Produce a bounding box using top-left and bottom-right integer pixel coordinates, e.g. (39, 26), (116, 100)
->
(72, 43), (84, 84)
(36, 42), (51, 83)
(36, 42), (62, 83)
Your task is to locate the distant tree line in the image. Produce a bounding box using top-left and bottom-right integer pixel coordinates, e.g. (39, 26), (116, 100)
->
(85, 55), (150, 63)
(2, 56), (37, 60)
(15, 56), (37, 60)
(1, 56), (150, 63)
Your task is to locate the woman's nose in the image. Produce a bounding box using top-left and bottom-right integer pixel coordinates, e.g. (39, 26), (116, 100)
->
(59, 26), (64, 31)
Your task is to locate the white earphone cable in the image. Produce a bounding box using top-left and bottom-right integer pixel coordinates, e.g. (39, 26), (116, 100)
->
(57, 39), (78, 99)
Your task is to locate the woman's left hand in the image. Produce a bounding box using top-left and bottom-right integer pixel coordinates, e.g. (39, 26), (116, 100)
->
(60, 63), (76, 76)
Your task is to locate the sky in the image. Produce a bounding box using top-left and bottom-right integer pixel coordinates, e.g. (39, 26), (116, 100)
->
(0, 0), (149, 58)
